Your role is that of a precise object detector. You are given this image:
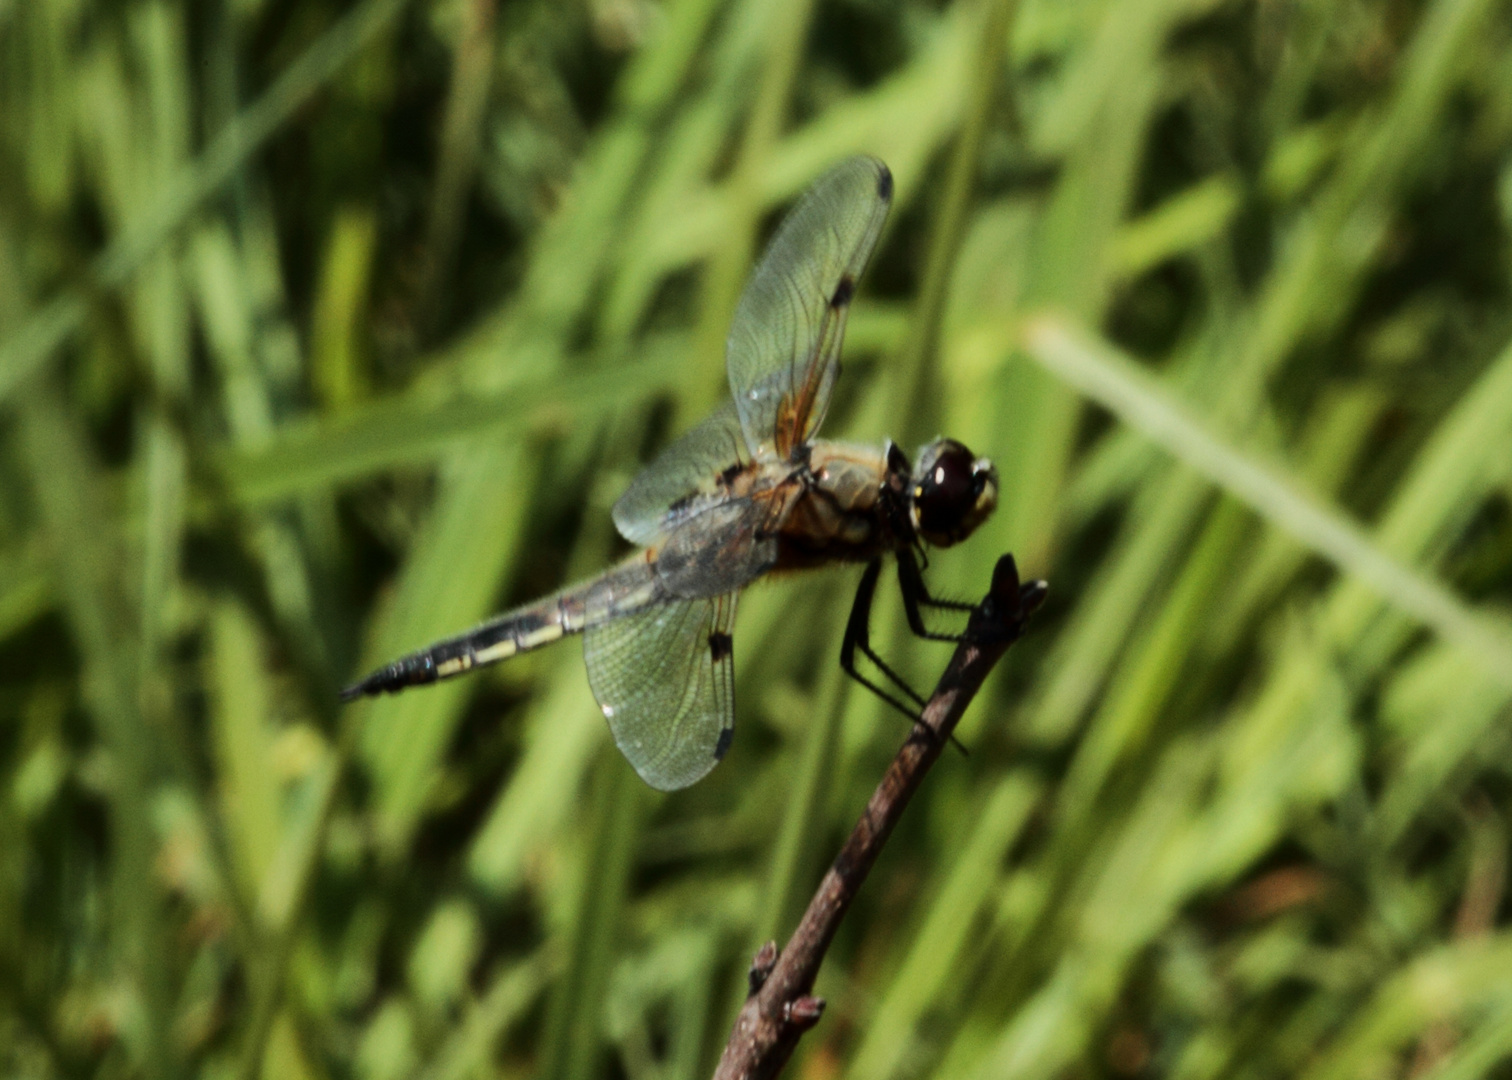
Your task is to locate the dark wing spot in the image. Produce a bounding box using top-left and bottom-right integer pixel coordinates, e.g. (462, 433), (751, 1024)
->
(719, 462), (744, 485)
(708, 631), (734, 662)
(714, 726), (734, 760)
(829, 274), (856, 309)
(876, 164), (893, 201)
(667, 493), (696, 517)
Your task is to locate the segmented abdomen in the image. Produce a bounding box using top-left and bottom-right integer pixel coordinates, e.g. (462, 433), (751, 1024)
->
(340, 555), (665, 699)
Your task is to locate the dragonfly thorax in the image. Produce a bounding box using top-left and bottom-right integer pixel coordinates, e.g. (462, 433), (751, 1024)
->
(907, 439), (998, 548)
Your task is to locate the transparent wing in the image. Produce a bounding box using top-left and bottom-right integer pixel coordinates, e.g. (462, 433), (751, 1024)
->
(727, 155), (893, 460)
(612, 403), (751, 547)
(583, 592), (738, 791)
(653, 495), (780, 598)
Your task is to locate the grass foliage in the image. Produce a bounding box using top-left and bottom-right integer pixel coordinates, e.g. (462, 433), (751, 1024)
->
(3, 0), (1512, 1077)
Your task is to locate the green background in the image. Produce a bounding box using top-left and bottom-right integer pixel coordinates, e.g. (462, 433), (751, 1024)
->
(4, 0), (1512, 1077)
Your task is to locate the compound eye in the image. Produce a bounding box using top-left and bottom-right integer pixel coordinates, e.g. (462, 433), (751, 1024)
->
(914, 443), (976, 540)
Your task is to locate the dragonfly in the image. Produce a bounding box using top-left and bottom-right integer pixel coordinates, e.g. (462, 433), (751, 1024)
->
(342, 156), (999, 791)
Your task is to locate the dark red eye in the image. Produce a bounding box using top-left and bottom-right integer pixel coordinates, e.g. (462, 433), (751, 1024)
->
(910, 439), (998, 547)
(914, 442), (976, 537)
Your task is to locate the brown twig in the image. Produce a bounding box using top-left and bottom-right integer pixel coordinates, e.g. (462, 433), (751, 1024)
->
(714, 554), (1048, 1080)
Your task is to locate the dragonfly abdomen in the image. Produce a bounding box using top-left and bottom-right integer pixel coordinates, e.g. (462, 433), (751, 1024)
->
(338, 603), (568, 699)
(340, 557), (665, 700)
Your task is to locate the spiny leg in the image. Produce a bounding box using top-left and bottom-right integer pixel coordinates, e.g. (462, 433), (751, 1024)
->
(895, 548), (975, 643)
(840, 560), (967, 755)
(840, 559), (927, 721)
(909, 542), (974, 609)
(907, 545), (977, 611)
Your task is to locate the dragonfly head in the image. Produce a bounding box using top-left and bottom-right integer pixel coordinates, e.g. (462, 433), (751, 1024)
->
(909, 439), (998, 548)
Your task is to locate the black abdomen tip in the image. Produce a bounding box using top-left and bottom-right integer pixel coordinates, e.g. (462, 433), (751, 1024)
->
(339, 656), (436, 701)
(876, 164), (893, 201)
(339, 667), (395, 701)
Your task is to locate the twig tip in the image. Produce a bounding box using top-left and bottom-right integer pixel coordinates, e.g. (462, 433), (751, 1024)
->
(748, 941), (779, 996)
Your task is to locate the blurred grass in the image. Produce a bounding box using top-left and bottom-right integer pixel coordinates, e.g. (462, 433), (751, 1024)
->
(3, 1), (1512, 1079)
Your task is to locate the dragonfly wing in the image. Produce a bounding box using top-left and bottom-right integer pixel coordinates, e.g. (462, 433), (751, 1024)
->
(727, 156), (893, 460)
(653, 494), (781, 598)
(584, 591), (739, 791)
(612, 402), (752, 547)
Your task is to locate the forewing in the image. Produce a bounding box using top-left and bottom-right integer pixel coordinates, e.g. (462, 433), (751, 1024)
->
(584, 592), (738, 791)
(726, 156), (893, 459)
(653, 493), (781, 598)
(612, 403), (751, 546)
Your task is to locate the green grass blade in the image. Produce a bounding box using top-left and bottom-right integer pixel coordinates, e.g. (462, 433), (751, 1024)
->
(0, 0), (412, 404)
(1025, 317), (1512, 689)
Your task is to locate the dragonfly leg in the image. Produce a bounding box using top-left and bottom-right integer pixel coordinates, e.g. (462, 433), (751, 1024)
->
(838, 561), (968, 759)
(842, 559), (976, 755)
(908, 543), (975, 611)
(840, 560), (971, 755)
(840, 559), (928, 721)
(896, 549), (972, 643)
